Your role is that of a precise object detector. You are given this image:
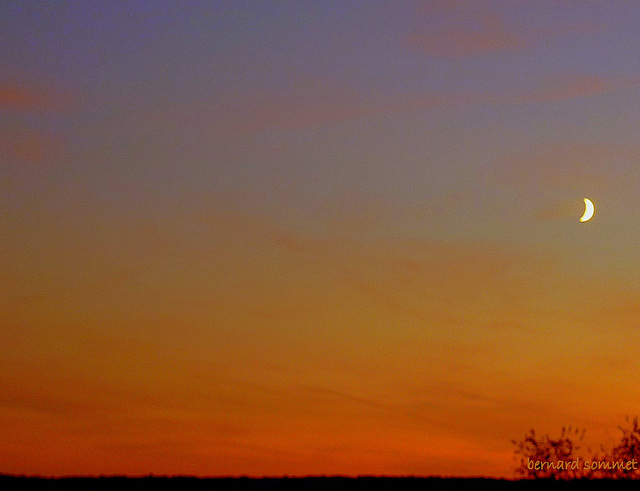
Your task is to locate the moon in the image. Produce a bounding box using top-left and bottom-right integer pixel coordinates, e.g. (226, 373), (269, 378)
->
(579, 198), (595, 222)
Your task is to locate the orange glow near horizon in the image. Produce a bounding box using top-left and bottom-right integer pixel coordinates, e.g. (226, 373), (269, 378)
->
(2, 204), (639, 477)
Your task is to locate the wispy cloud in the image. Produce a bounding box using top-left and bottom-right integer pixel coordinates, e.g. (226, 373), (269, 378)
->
(202, 90), (419, 136)
(0, 127), (60, 163)
(268, 228), (310, 254)
(189, 72), (636, 138)
(492, 141), (640, 193)
(404, 13), (526, 58)
(0, 84), (51, 111)
(533, 200), (584, 222)
(503, 74), (618, 105)
(0, 81), (73, 113)
(0, 80), (74, 164)
(404, 0), (599, 58)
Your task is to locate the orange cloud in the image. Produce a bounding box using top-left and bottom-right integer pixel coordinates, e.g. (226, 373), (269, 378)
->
(492, 142), (640, 193)
(0, 127), (61, 163)
(404, 14), (526, 58)
(0, 84), (50, 111)
(212, 94), (385, 135)
(404, 0), (599, 58)
(0, 80), (75, 164)
(416, 0), (488, 15)
(505, 74), (614, 104)
(199, 73), (632, 137)
(268, 229), (309, 254)
(0, 81), (73, 112)
(533, 200), (584, 222)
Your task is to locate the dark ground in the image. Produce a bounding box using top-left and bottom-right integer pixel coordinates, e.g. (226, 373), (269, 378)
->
(2, 476), (640, 491)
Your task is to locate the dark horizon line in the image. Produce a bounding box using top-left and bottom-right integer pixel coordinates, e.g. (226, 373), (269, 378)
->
(1, 473), (505, 480)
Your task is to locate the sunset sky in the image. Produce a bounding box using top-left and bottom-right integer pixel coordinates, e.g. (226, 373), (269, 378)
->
(2, 0), (640, 478)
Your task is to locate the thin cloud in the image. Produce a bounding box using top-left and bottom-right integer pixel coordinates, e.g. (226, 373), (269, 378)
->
(204, 204), (312, 255)
(150, 79), (469, 138)
(404, 14), (526, 58)
(212, 94), (389, 136)
(332, 238), (557, 339)
(0, 81), (73, 112)
(534, 200), (584, 222)
(297, 383), (460, 432)
(199, 73), (632, 137)
(268, 229), (309, 254)
(298, 384), (389, 411)
(493, 141), (640, 192)
(416, 0), (489, 16)
(0, 80), (75, 164)
(404, 0), (599, 58)
(0, 127), (60, 163)
(0, 84), (51, 111)
(504, 74), (616, 105)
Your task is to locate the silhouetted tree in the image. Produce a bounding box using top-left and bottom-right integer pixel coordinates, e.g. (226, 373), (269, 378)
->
(513, 418), (640, 480)
(605, 416), (640, 479)
(512, 426), (587, 479)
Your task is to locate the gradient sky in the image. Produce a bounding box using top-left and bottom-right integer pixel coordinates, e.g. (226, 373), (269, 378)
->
(2, 0), (640, 478)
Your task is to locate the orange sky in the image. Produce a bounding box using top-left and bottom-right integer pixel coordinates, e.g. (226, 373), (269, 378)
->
(3, 201), (640, 476)
(2, 0), (640, 478)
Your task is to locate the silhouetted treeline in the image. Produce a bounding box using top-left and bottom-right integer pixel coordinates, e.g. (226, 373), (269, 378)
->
(3, 476), (640, 491)
(512, 417), (640, 480)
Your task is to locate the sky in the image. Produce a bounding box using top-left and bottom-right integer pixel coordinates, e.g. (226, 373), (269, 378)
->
(2, 0), (640, 479)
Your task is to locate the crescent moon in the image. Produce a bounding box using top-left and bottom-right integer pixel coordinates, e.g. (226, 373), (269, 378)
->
(579, 198), (595, 222)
